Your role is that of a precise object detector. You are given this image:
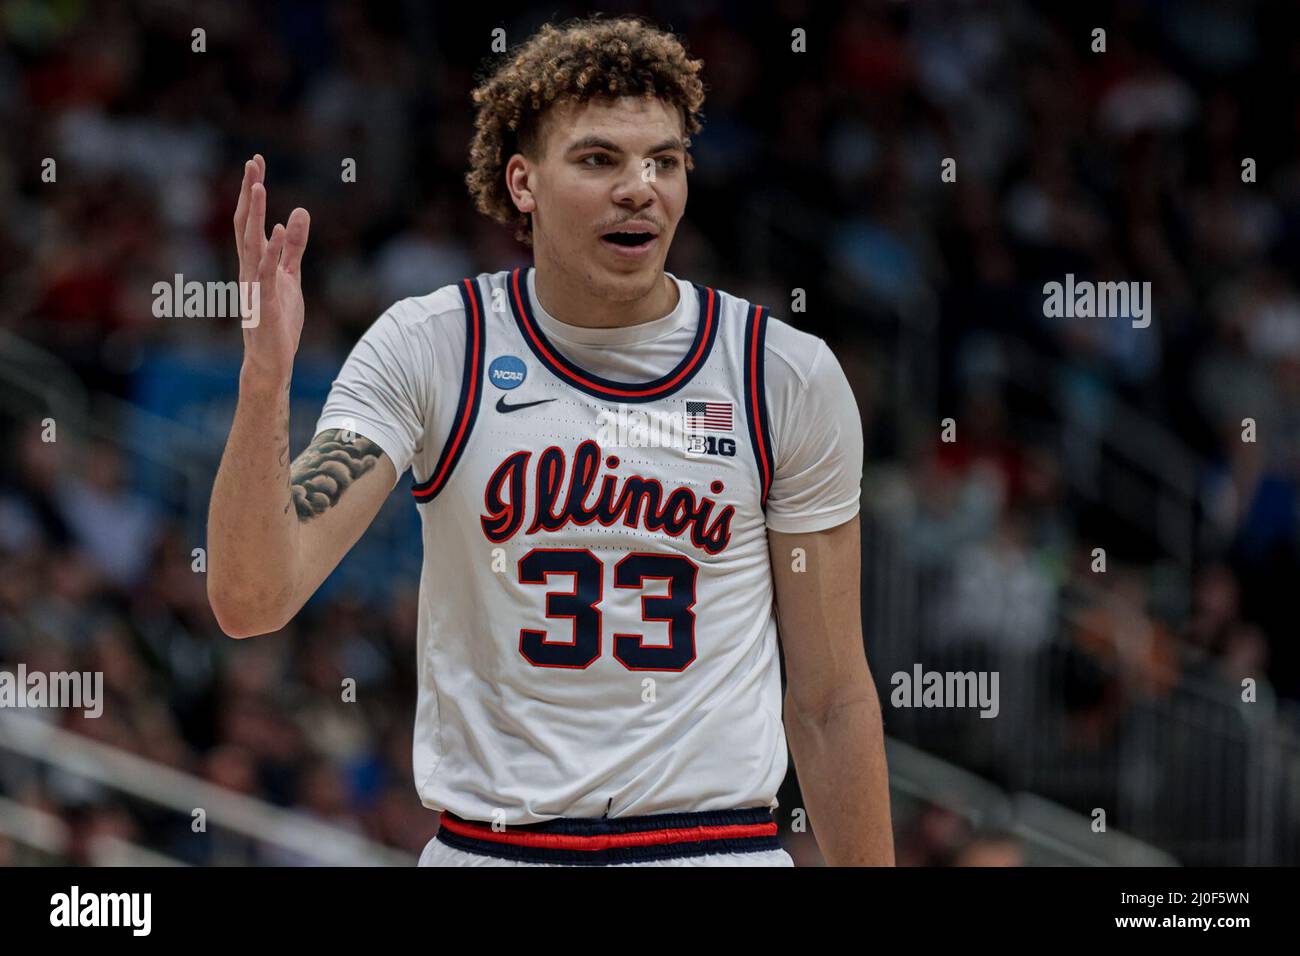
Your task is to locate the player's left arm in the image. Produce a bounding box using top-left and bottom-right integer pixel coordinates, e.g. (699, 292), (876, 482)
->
(770, 516), (894, 866)
(763, 331), (894, 865)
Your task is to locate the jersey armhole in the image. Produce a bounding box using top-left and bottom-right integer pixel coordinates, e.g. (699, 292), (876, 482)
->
(742, 303), (775, 510)
(411, 277), (486, 502)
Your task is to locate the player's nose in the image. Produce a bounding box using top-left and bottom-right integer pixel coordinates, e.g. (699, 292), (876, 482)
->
(610, 163), (656, 208)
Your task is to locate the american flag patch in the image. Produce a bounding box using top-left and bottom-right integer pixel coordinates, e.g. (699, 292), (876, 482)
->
(685, 400), (733, 433)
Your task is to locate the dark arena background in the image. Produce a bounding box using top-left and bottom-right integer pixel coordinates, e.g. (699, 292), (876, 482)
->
(0, 0), (1297, 885)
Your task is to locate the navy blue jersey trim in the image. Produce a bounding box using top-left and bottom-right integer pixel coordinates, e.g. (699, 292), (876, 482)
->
(506, 266), (718, 403)
(448, 807), (773, 835)
(412, 277), (485, 501)
(436, 807), (780, 865)
(437, 829), (781, 865)
(743, 303), (775, 509)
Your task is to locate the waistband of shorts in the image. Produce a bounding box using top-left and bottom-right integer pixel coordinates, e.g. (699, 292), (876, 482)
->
(435, 807), (781, 865)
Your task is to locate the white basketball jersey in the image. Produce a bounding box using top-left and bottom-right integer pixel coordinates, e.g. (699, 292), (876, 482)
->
(406, 267), (787, 823)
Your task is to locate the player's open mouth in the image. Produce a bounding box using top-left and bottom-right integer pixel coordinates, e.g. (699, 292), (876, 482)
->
(600, 225), (659, 257)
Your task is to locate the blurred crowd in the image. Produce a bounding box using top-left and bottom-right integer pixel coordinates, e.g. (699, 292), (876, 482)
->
(3, 0), (1300, 864)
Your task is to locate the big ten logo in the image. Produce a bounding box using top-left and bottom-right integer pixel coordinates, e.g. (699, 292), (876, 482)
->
(685, 434), (736, 458)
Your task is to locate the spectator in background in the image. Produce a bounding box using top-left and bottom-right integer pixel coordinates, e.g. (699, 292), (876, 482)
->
(895, 802), (973, 867)
(0, 421), (73, 552)
(53, 439), (162, 589)
(1064, 567), (1180, 749)
(938, 506), (1058, 655)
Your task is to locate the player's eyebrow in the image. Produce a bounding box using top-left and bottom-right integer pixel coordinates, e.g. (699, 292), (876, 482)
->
(565, 135), (687, 155)
(566, 136), (622, 154)
(646, 137), (686, 154)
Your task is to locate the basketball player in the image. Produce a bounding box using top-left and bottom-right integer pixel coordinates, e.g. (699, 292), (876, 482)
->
(208, 16), (893, 867)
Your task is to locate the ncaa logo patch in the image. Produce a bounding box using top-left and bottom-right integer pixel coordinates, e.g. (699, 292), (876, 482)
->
(488, 355), (527, 390)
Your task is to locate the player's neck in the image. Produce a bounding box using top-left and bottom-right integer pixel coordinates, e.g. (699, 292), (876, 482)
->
(531, 260), (679, 330)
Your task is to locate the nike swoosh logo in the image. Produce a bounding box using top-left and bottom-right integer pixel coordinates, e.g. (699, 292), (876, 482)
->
(496, 396), (556, 414)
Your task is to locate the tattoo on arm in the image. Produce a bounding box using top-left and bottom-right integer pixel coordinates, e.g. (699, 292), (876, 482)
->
(288, 429), (384, 520)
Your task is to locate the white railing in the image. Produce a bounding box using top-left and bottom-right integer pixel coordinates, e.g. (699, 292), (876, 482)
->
(0, 713), (415, 866)
(885, 737), (1178, 866)
(0, 793), (70, 856)
(0, 794), (192, 865)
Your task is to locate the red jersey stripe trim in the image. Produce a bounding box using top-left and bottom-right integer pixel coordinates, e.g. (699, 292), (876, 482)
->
(412, 277), (482, 501)
(509, 267), (715, 399)
(747, 305), (772, 503)
(439, 814), (778, 851)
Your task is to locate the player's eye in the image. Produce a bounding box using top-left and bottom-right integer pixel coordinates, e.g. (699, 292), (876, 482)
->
(654, 155), (681, 171)
(580, 153), (613, 167)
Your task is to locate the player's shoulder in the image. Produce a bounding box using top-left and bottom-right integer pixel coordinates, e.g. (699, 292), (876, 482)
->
(701, 279), (828, 388)
(376, 269), (514, 338)
(761, 314), (829, 388)
(386, 278), (475, 328)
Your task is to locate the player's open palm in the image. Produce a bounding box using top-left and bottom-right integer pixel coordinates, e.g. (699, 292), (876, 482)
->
(233, 154), (311, 383)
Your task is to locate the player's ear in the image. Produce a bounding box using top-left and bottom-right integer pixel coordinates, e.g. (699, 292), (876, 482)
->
(506, 155), (536, 213)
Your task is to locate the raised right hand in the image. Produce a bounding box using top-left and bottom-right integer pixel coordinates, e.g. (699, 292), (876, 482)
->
(233, 154), (311, 385)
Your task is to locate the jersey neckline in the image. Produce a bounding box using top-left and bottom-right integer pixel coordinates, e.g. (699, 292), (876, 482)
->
(528, 268), (696, 347)
(507, 266), (718, 403)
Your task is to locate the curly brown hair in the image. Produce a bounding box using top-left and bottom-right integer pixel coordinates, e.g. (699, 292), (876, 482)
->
(466, 16), (706, 244)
